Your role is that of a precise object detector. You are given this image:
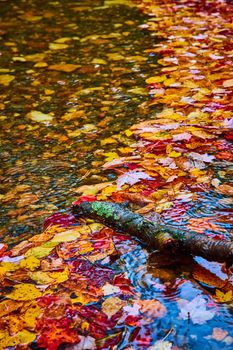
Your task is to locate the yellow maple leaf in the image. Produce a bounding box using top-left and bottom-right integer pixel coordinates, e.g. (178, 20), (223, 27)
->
(125, 129), (133, 137)
(100, 137), (118, 146)
(145, 75), (167, 84)
(0, 74), (15, 86)
(74, 182), (112, 196)
(7, 284), (42, 301)
(97, 185), (117, 200)
(28, 271), (54, 284)
(215, 289), (233, 303)
(48, 267), (69, 284)
(0, 330), (37, 348)
(20, 256), (41, 271)
(23, 302), (42, 328)
(104, 152), (120, 161)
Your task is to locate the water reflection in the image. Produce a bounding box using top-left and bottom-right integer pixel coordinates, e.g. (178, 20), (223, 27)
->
(0, 0), (160, 243)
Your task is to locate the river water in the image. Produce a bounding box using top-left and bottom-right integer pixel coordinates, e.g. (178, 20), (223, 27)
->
(0, 0), (160, 245)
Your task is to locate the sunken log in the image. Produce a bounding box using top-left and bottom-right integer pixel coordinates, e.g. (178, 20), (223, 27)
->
(72, 201), (233, 265)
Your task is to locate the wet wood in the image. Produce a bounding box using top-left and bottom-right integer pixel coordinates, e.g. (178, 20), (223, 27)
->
(73, 201), (233, 264)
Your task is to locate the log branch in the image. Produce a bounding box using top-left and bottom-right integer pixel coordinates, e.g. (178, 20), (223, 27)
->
(72, 201), (233, 264)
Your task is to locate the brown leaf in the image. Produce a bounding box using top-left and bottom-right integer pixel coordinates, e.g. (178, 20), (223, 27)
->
(17, 193), (39, 208)
(102, 297), (125, 318)
(216, 184), (233, 196)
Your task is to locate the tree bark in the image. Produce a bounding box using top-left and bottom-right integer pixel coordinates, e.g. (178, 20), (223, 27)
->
(72, 201), (233, 265)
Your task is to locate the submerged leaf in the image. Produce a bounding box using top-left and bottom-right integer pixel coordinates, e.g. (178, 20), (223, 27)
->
(178, 296), (215, 324)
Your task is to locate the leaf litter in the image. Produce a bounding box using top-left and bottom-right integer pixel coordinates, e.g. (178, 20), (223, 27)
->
(1, 0), (233, 349)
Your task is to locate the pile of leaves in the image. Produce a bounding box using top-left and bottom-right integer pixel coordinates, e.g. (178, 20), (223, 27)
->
(1, 0), (233, 349)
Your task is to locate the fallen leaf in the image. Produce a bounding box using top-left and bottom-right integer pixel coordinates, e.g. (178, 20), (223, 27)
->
(48, 267), (69, 284)
(216, 184), (233, 196)
(7, 284), (42, 301)
(48, 64), (80, 72)
(178, 296), (215, 324)
(0, 330), (37, 348)
(102, 283), (121, 296)
(17, 193), (39, 207)
(0, 300), (23, 317)
(146, 75), (167, 84)
(28, 271), (54, 284)
(0, 74), (15, 85)
(23, 302), (42, 328)
(136, 299), (167, 324)
(20, 256), (41, 271)
(215, 290), (233, 303)
(116, 170), (153, 189)
(74, 182), (112, 196)
(49, 43), (69, 50)
(102, 297), (125, 318)
(212, 327), (228, 341)
(27, 110), (54, 123)
(223, 78), (233, 88)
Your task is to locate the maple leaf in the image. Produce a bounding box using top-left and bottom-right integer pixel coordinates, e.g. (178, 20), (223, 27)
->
(116, 170), (153, 189)
(27, 110), (54, 123)
(212, 327), (228, 341)
(215, 290), (233, 303)
(189, 152), (215, 163)
(223, 118), (233, 128)
(102, 296), (125, 318)
(102, 283), (121, 296)
(0, 330), (37, 348)
(7, 283), (42, 301)
(136, 299), (167, 324)
(178, 296), (215, 324)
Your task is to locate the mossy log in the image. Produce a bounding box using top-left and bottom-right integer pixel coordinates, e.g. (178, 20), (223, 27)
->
(72, 201), (233, 265)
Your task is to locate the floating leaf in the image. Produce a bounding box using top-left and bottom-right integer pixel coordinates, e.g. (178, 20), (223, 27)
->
(212, 327), (228, 341)
(116, 170), (153, 189)
(215, 290), (233, 303)
(178, 296), (215, 324)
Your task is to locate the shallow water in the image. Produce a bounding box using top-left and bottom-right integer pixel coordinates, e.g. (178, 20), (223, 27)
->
(0, 0), (160, 244)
